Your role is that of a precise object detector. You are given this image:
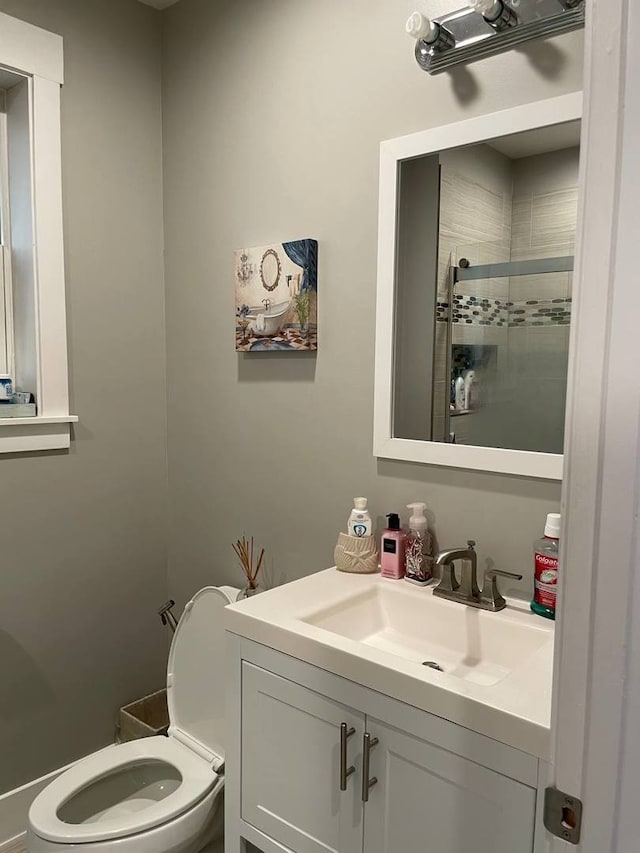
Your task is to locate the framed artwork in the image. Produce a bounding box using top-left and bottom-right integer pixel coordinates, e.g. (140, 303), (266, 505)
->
(235, 239), (318, 352)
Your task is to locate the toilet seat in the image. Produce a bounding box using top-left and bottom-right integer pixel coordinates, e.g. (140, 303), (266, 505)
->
(29, 736), (220, 844)
(29, 586), (237, 849)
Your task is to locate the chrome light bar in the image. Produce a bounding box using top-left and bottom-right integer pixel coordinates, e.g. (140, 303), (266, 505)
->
(408, 0), (585, 75)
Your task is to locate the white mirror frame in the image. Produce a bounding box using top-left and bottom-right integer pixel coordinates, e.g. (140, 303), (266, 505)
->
(374, 92), (583, 481)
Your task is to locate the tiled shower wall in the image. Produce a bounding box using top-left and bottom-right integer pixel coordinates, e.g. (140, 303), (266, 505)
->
(434, 144), (579, 451)
(433, 145), (513, 440)
(505, 148), (579, 454)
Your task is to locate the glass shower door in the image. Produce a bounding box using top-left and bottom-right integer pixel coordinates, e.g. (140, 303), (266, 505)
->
(440, 254), (573, 454)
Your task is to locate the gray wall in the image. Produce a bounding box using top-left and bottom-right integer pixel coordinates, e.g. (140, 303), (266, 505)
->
(0, 0), (168, 794)
(161, 0), (583, 607)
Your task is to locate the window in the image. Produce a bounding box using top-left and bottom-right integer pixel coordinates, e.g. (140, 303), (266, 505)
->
(0, 13), (76, 453)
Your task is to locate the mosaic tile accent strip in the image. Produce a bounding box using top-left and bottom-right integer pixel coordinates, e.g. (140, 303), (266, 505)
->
(436, 293), (572, 327)
(436, 301), (450, 323)
(508, 297), (572, 327)
(437, 295), (508, 326)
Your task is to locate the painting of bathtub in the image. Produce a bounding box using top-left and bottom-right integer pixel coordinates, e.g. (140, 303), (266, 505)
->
(235, 239), (318, 352)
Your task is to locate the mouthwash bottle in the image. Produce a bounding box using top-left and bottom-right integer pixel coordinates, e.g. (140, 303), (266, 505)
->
(531, 513), (561, 620)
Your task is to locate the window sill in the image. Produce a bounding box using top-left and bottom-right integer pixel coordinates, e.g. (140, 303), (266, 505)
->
(0, 414), (78, 453)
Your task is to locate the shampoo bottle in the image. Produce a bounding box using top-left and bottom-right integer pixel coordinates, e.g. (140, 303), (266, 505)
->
(531, 513), (560, 620)
(404, 502), (434, 585)
(347, 497), (373, 538)
(454, 375), (465, 410)
(463, 369), (476, 410)
(380, 513), (406, 579)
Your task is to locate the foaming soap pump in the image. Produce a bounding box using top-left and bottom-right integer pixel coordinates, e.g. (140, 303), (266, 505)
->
(404, 503), (434, 586)
(380, 513), (406, 580)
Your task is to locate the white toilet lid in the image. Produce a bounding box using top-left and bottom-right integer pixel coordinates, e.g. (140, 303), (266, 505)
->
(167, 586), (236, 769)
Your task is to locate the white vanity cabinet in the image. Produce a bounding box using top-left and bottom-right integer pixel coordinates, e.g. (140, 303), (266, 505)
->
(363, 716), (536, 853)
(241, 663), (365, 853)
(227, 638), (544, 853)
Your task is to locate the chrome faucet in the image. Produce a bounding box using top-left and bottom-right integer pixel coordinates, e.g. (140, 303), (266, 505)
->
(261, 298), (271, 313)
(433, 540), (522, 611)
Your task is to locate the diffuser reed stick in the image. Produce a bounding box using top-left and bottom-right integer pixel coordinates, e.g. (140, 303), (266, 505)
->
(232, 535), (264, 591)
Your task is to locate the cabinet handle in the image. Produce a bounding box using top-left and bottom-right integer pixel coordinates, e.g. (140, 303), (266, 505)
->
(339, 722), (356, 791)
(362, 732), (379, 802)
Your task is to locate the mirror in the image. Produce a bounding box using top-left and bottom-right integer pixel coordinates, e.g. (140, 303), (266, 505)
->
(374, 93), (582, 479)
(260, 248), (282, 292)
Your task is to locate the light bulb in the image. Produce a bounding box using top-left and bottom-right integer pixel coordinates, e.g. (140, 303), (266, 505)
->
(468, 0), (501, 14)
(406, 11), (455, 49)
(405, 11), (437, 42)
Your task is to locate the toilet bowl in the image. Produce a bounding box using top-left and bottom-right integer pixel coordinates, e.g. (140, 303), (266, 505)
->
(27, 586), (238, 853)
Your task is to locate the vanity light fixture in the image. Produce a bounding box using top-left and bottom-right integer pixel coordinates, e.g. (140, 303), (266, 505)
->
(409, 0), (585, 75)
(468, 0), (518, 32)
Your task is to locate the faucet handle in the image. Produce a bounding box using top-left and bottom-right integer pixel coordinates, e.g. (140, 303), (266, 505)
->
(484, 569), (522, 580)
(480, 569), (523, 612)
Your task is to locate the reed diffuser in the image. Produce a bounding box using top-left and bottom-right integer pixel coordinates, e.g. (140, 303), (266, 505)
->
(232, 535), (264, 597)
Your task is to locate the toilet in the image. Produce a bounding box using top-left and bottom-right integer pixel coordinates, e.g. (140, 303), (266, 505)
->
(27, 586), (239, 853)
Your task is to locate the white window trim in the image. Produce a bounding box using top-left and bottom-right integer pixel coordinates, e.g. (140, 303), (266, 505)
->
(0, 12), (76, 453)
(0, 98), (15, 380)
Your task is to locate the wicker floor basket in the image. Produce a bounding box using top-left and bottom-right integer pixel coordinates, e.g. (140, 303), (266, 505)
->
(118, 688), (169, 742)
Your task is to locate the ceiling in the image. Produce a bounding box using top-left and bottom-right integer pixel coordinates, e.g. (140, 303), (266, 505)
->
(137, 0), (181, 9)
(488, 120), (581, 160)
(0, 68), (25, 88)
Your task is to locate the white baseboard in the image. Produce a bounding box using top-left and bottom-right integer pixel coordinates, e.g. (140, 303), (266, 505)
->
(0, 766), (64, 845)
(0, 745), (113, 845)
(0, 832), (26, 853)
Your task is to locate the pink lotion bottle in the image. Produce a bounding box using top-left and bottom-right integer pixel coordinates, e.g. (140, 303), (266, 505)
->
(380, 513), (406, 579)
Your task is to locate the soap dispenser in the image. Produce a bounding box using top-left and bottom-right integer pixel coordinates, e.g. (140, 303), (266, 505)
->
(347, 497), (373, 538)
(380, 513), (406, 580)
(404, 503), (434, 586)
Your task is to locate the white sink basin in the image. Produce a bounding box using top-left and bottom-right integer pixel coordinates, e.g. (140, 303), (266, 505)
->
(225, 568), (555, 758)
(302, 583), (550, 687)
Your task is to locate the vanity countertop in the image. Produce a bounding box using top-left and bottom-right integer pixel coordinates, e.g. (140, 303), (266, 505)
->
(225, 568), (554, 759)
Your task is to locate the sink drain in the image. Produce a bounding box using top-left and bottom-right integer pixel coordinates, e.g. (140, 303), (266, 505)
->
(422, 661), (445, 672)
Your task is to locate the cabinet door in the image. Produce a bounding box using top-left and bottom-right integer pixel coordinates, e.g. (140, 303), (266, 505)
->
(363, 717), (536, 853)
(241, 662), (364, 853)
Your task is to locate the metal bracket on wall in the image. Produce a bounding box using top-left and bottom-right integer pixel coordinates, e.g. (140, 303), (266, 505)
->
(413, 0), (585, 75)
